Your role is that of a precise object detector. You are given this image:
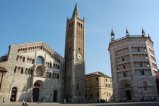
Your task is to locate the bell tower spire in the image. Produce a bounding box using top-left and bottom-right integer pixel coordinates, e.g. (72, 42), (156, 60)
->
(64, 4), (85, 103)
(72, 3), (79, 18)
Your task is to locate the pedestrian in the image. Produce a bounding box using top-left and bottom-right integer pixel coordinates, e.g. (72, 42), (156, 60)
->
(37, 101), (39, 104)
(22, 100), (28, 106)
(3, 97), (5, 103)
(64, 98), (66, 103)
(22, 100), (25, 106)
(25, 102), (28, 106)
(11, 97), (15, 101)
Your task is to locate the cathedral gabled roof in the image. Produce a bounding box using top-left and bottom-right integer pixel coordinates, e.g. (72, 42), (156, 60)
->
(72, 3), (79, 18)
(10, 41), (64, 60)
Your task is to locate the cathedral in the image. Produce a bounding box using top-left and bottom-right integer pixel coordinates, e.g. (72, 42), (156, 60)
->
(0, 4), (85, 103)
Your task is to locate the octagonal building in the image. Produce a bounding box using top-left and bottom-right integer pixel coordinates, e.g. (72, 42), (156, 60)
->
(108, 29), (158, 101)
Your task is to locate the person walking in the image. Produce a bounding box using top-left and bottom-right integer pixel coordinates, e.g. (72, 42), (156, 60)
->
(2, 97), (5, 103)
(22, 100), (28, 106)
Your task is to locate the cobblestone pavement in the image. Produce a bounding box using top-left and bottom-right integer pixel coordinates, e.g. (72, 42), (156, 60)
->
(0, 102), (159, 106)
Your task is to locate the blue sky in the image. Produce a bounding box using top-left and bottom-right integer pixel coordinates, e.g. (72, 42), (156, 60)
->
(0, 0), (159, 76)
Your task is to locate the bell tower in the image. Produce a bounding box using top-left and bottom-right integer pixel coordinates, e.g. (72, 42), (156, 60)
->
(64, 4), (85, 102)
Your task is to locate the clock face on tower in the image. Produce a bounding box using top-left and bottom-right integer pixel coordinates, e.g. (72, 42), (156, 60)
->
(77, 53), (82, 60)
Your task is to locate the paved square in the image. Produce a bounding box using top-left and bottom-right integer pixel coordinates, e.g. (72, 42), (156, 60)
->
(0, 102), (159, 106)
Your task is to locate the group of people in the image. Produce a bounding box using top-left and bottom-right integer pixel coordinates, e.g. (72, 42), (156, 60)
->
(22, 100), (28, 106)
(2, 98), (28, 106)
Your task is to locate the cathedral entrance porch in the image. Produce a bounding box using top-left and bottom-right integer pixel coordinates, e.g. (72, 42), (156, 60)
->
(32, 80), (43, 102)
(119, 80), (133, 101)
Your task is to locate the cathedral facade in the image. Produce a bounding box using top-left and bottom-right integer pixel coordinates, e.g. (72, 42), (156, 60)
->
(0, 42), (64, 102)
(0, 4), (85, 103)
(109, 29), (159, 101)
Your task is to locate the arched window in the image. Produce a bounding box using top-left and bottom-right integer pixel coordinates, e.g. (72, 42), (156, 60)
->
(138, 47), (140, 52)
(36, 56), (44, 65)
(122, 57), (124, 61)
(32, 59), (35, 64)
(25, 68), (28, 74)
(28, 69), (31, 75)
(141, 70), (145, 75)
(123, 72), (127, 77)
(21, 67), (23, 74)
(10, 87), (18, 102)
(30, 69), (33, 75)
(46, 72), (49, 78)
(143, 81), (148, 91)
(57, 65), (60, 69)
(50, 63), (52, 68)
(123, 65), (125, 69)
(49, 72), (52, 78)
(76, 83), (79, 90)
(16, 55), (19, 61)
(140, 62), (143, 67)
(22, 57), (25, 62)
(57, 74), (59, 79)
(14, 66), (17, 73)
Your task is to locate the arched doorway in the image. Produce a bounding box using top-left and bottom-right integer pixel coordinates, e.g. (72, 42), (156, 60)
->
(53, 90), (57, 102)
(125, 84), (132, 100)
(10, 87), (17, 102)
(33, 82), (40, 102)
(119, 80), (132, 101)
